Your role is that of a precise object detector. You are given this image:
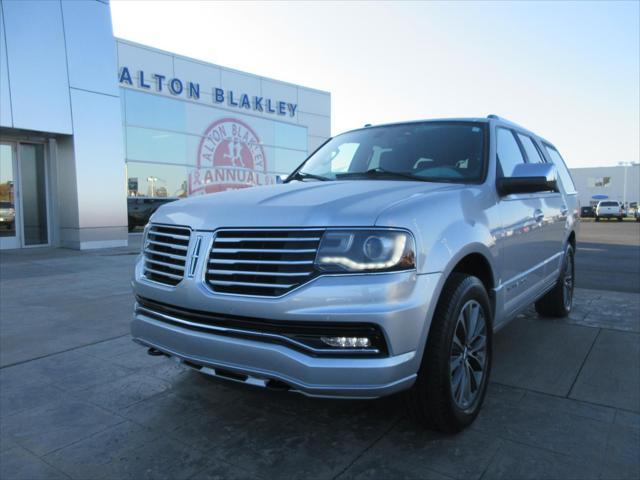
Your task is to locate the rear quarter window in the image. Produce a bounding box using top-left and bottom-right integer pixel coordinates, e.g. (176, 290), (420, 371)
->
(544, 145), (576, 194)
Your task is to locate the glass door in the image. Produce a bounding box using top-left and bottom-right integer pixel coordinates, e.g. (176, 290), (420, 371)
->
(19, 144), (49, 246)
(0, 142), (20, 249)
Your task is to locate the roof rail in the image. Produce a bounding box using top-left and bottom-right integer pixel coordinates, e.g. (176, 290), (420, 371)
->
(486, 114), (529, 131)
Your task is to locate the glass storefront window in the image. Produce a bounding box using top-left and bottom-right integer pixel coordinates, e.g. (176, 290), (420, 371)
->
(123, 89), (308, 151)
(126, 162), (189, 198)
(122, 89), (311, 198)
(126, 127), (189, 165)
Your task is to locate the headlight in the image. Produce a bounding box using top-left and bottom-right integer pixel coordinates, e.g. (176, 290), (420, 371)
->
(315, 229), (416, 273)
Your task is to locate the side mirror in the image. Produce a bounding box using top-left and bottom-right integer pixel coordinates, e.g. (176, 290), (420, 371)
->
(497, 163), (558, 196)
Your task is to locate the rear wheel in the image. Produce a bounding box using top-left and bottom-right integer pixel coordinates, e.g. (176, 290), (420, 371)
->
(405, 274), (492, 433)
(535, 244), (574, 318)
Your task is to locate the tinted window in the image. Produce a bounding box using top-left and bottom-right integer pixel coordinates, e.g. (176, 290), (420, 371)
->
(545, 146), (577, 194)
(496, 128), (525, 176)
(600, 201), (618, 207)
(298, 123), (486, 183)
(517, 134), (545, 163)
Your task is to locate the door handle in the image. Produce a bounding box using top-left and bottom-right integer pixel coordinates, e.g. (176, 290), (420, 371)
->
(534, 209), (544, 223)
(560, 205), (569, 216)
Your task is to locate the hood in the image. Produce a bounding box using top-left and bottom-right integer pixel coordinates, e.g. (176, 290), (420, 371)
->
(151, 180), (463, 230)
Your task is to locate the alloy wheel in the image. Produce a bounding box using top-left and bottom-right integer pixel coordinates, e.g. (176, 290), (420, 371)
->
(450, 300), (487, 410)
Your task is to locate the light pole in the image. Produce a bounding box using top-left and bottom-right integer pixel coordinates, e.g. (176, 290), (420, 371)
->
(618, 162), (632, 212)
(147, 176), (158, 197)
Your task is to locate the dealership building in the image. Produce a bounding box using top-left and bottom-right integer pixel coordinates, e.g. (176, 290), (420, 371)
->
(569, 164), (640, 209)
(0, 0), (330, 250)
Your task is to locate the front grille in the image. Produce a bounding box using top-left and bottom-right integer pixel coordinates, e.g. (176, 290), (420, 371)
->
(143, 224), (191, 286)
(206, 229), (324, 296)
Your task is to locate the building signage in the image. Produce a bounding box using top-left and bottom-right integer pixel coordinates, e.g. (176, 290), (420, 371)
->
(189, 118), (276, 195)
(119, 67), (298, 117)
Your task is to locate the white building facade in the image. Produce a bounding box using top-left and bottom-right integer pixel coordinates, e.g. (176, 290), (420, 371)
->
(0, 0), (330, 250)
(570, 164), (640, 208)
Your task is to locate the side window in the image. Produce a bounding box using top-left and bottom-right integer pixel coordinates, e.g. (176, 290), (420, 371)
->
(496, 128), (525, 177)
(517, 134), (545, 163)
(545, 145), (577, 194)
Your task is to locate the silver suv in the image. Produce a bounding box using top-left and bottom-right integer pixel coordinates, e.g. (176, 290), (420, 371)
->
(131, 115), (579, 432)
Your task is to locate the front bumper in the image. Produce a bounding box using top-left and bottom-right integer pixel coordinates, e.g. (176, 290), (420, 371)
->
(131, 269), (442, 398)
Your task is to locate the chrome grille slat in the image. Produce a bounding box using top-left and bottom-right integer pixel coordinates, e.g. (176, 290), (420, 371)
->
(148, 231), (190, 241)
(209, 279), (296, 289)
(146, 239), (189, 251)
(208, 269), (312, 277)
(143, 224), (191, 286)
(146, 258), (186, 271)
(207, 229), (323, 296)
(145, 267), (184, 281)
(209, 259), (314, 265)
(214, 237), (320, 243)
(212, 248), (317, 254)
(144, 250), (187, 262)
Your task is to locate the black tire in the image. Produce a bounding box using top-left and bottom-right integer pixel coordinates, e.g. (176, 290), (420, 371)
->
(595, 216), (600, 222)
(535, 244), (575, 318)
(617, 217), (623, 222)
(405, 273), (492, 433)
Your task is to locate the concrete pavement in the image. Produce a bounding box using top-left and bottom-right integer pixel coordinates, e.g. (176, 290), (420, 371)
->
(0, 223), (638, 479)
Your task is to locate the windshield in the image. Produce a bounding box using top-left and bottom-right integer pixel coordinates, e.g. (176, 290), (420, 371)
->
(293, 122), (486, 183)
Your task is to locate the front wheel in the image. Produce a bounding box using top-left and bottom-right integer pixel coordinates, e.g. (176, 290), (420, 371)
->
(405, 274), (492, 433)
(535, 244), (575, 318)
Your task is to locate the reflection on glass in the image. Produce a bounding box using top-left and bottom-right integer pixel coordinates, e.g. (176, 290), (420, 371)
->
(275, 122), (307, 151)
(127, 162), (189, 198)
(125, 89), (186, 132)
(20, 144), (48, 245)
(126, 127), (188, 165)
(271, 147), (307, 175)
(124, 89), (309, 150)
(0, 144), (17, 238)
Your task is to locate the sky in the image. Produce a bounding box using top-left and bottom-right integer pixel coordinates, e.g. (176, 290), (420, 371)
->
(111, 0), (639, 169)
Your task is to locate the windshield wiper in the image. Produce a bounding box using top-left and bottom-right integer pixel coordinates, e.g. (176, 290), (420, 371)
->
(285, 171), (331, 182)
(337, 167), (428, 182)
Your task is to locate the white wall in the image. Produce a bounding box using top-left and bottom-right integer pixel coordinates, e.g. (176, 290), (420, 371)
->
(570, 165), (640, 207)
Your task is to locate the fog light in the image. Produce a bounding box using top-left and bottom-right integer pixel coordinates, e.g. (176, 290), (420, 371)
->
(321, 336), (371, 348)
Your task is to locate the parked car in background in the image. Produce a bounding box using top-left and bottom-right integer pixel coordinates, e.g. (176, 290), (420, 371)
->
(127, 197), (179, 231)
(131, 115), (579, 433)
(595, 201), (624, 222)
(0, 201), (15, 230)
(580, 206), (595, 218)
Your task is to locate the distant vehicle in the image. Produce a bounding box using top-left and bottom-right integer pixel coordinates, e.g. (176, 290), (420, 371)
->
(635, 209), (640, 222)
(595, 201), (624, 222)
(580, 206), (595, 218)
(127, 197), (178, 231)
(0, 201), (15, 229)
